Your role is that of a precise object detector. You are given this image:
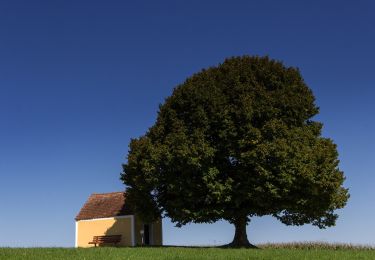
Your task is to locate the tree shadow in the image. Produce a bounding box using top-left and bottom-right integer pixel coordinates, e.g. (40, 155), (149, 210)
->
(100, 194), (134, 247)
(100, 218), (129, 247)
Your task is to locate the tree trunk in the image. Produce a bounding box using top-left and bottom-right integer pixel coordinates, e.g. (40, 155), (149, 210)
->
(225, 217), (257, 248)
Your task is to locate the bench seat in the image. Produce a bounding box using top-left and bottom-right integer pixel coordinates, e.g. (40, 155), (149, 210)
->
(88, 235), (122, 247)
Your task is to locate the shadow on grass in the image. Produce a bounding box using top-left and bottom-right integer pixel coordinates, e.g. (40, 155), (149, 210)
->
(102, 242), (375, 250)
(135, 244), (259, 249)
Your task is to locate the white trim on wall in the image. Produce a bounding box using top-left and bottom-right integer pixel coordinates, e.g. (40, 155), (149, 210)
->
(75, 221), (78, 248)
(76, 215), (134, 222)
(131, 215), (135, 246)
(160, 219), (163, 245)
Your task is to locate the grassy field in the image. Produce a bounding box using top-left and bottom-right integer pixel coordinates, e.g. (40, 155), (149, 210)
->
(1, 244), (374, 259)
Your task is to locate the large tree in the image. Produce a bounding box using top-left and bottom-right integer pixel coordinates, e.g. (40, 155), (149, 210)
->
(121, 56), (349, 247)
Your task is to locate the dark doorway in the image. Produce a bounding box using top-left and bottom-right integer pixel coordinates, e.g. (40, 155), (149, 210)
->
(144, 224), (150, 245)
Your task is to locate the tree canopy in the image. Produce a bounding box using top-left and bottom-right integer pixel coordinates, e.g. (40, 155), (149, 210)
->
(121, 56), (349, 247)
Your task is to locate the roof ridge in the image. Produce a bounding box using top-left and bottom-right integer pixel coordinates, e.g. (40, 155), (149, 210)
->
(91, 191), (125, 195)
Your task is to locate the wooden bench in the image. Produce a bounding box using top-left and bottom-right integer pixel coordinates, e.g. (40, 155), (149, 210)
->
(88, 235), (122, 247)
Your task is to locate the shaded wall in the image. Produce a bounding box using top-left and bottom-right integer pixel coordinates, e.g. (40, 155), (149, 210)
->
(134, 216), (163, 246)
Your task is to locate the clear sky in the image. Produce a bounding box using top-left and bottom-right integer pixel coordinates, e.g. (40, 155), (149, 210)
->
(0, 0), (374, 247)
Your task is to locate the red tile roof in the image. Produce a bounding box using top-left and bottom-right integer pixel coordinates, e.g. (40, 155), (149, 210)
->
(75, 192), (133, 221)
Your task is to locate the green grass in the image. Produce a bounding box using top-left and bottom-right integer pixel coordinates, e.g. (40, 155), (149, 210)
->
(1, 244), (374, 260)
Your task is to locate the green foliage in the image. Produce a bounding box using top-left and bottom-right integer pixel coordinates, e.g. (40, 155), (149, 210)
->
(121, 56), (349, 230)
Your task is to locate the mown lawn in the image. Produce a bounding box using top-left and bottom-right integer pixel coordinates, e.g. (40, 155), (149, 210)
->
(1, 246), (375, 260)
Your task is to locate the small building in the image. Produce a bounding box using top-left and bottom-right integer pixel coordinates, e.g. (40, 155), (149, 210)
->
(75, 191), (162, 247)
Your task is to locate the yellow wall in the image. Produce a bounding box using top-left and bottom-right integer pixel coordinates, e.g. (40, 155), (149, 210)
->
(134, 216), (163, 246)
(76, 216), (133, 247)
(76, 215), (162, 247)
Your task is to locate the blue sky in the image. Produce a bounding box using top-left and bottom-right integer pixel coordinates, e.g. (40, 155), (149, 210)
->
(0, 0), (374, 247)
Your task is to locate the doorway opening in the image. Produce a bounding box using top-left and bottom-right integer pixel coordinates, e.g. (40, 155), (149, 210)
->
(143, 224), (150, 245)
